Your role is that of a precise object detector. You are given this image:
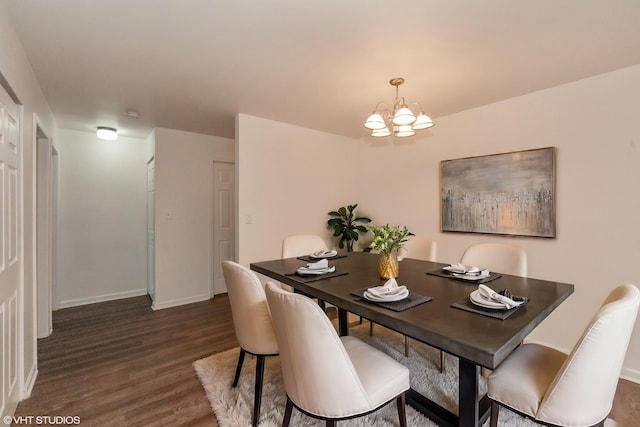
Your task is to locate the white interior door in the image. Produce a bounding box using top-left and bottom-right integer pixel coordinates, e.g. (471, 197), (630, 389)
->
(0, 83), (22, 418)
(212, 162), (235, 295)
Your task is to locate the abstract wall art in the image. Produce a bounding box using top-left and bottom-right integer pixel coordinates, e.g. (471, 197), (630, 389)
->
(440, 147), (555, 237)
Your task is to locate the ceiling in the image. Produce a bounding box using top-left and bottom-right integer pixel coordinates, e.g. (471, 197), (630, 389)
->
(5, 0), (640, 140)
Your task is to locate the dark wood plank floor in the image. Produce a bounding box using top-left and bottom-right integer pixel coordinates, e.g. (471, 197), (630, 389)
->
(14, 295), (233, 426)
(14, 295), (640, 426)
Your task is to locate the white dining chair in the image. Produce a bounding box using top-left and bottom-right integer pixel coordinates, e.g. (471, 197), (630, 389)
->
(397, 236), (437, 263)
(460, 242), (527, 277)
(442, 242), (529, 375)
(370, 236), (437, 358)
(221, 261), (279, 427)
(265, 281), (410, 427)
(280, 234), (329, 293)
(487, 284), (640, 427)
(282, 234), (329, 259)
(282, 234), (334, 311)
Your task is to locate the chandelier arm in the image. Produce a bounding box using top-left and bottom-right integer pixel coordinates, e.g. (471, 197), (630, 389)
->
(394, 96), (406, 112)
(379, 110), (393, 122)
(372, 102), (391, 113)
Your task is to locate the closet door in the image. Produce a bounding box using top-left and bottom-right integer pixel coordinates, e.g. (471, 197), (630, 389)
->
(212, 161), (235, 295)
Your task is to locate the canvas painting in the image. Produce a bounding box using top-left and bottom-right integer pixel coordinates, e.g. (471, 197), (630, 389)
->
(440, 147), (555, 237)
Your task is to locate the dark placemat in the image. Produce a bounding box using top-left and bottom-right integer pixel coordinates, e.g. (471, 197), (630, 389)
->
(351, 287), (432, 312)
(427, 269), (502, 284)
(285, 270), (349, 283)
(296, 254), (347, 262)
(451, 296), (529, 320)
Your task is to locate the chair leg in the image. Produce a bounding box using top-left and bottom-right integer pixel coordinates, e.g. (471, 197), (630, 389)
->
(282, 396), (293, 427)
(439, 350), (446, 373)
(253, 355), (266, 427)
(396, 393), (407, 427)
(326, 420), (337, 427)
(232, 348), (246, 387)
(490, 400), (499, 427)
(404, 335), (409, 357)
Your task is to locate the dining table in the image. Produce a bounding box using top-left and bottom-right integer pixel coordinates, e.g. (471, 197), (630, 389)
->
(250, 251), (574, 427)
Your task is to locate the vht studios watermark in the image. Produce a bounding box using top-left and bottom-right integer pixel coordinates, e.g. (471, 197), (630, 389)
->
(4, 415), (81, 425)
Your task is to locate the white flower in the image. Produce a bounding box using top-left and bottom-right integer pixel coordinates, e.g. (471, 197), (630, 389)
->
(367, 224), (412, 255)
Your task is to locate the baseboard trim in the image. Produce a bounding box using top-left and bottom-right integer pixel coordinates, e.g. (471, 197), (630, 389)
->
(620, 367), (640, 384)
(59, 289), (148, 309)
(22, 361), (38, 399)
(151, 293), (211, 310)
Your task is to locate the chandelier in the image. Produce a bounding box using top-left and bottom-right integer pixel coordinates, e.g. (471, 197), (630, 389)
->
(364, 77), (434, 138)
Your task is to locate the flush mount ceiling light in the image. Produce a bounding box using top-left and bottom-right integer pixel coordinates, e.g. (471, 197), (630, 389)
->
(97, 126), (118, 140)
(364, 77), (434, 138)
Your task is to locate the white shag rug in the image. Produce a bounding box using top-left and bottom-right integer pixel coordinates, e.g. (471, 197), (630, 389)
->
(193, 323), (617, 427)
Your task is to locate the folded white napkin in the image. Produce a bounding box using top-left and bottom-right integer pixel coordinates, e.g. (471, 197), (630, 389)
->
(478, 284), (523, 309)
(449, 263), (483, 275)
(367, 278), (408, 298)
(448, 263), (467, 273)
(306, 259), (329, 270)
(296, 265), (335, 276)
(311, 249), (337, 258)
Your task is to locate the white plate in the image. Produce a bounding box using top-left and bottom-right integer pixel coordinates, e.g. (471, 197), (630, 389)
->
(310, 250), (338, 259)
(296, 266), (335, 276)
(453, 273), (491, 281)
(363, 289), (410, 302)
(443, 265), (467, 274)
(470, 290), (507, 309)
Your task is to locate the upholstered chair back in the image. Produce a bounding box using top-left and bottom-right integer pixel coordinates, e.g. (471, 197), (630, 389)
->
(221, 261), (278, 355)
(265, 282), (372, 418)
(398, 236), (437, 262)
(461, 242), (527, 276)
(282, 234), (328, 258)
(536, 284), (640, 426)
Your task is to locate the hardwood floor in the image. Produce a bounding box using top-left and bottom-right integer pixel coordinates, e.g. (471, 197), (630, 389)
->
(14, 295), (640, 426)
(14, 295), (232, 426)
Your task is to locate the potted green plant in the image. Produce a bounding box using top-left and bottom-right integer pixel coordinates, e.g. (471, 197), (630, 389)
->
(327, 204), (371, 252)
(367, 224), (413, 278)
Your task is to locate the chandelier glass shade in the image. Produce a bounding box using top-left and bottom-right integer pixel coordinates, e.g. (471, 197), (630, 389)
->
(364, 78), (434, 138)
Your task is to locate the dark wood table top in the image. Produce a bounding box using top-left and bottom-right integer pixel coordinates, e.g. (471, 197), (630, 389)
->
(251, 251), (574, 369)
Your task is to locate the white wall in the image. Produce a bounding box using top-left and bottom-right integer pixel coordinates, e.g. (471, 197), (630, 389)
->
(0, 2), (58, 399)
(236, 114), (362, 266)
(153, 128), (234, 309)
(56, 129), (148, 307)
(237, 66), (640, 381)
(353, 65), (640, 381)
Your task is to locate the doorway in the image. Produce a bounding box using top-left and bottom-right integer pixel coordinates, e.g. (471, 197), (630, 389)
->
(211, 161), (235, 295)
(146, 157), (155, 302)
(36, 124), (57, 338)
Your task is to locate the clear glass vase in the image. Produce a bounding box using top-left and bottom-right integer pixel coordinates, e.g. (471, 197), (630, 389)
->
(378, 251), (399, 279)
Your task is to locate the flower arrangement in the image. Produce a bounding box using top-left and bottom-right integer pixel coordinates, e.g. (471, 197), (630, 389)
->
(367, 224), (413, 255)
